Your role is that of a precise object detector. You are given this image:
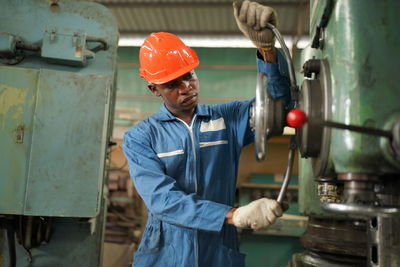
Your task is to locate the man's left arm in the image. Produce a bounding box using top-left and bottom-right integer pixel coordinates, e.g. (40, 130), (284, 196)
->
(233, 0), (293, 109)
(257, 48), (292, 109)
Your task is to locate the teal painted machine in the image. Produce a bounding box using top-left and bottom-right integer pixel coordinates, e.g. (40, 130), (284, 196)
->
(0, 0), (118, 266)
(290, 0), (400, 266)
(248, 1), (400, 266)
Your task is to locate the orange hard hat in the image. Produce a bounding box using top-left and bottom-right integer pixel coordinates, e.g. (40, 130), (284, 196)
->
(139, 32), (199, 84)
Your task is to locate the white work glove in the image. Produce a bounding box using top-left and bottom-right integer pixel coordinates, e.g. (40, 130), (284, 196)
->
(233, 0), (277, 49)
(232, 198), (283, 230)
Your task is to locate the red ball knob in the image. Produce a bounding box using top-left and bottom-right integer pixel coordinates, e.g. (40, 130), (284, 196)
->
(287, 108), (308, 128)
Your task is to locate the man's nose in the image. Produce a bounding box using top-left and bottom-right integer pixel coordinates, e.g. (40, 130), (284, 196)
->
(178, 80), (191, 94)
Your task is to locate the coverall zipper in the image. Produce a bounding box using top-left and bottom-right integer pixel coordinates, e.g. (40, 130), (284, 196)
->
(176, 115), (199, 267)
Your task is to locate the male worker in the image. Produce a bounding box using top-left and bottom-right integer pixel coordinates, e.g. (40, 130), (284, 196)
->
(123, 1), (291, 266)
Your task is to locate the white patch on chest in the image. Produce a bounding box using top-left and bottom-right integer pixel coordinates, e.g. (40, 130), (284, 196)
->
(200, 117), (226, 132)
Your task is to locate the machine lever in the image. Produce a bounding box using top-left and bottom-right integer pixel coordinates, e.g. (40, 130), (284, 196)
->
(321, 120), (392, 139)
(277, 136), (296, 204)
(287, 108), (393, 139)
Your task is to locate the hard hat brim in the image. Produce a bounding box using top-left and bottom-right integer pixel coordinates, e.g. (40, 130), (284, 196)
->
(147, 61), (199, 85)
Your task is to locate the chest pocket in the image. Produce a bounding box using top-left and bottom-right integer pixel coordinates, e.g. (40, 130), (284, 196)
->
(157, 149), (186, 178)
(199, 117), (229, 146)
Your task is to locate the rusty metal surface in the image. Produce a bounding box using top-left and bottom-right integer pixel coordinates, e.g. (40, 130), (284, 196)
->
(1, 0), (119, 266)
(1, 0), (119, 218)
(0, 67), (38, 215)
(24, 69), (111, 217)
(0, 68), (111, 217)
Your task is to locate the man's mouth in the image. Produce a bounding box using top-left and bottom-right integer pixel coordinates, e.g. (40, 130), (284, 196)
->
(182, 93), (198, 104)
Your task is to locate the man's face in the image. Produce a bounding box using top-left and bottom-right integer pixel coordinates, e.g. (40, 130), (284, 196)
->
(149, 70), (200, 117)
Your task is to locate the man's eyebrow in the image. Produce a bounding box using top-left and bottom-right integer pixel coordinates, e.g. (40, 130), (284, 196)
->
(161, 71), (193, 86)
(161, 79), (177, 87)
(183, 72), (193, 78)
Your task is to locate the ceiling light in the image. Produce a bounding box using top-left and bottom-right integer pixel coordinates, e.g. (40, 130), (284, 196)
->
(119, 35), (309, 49)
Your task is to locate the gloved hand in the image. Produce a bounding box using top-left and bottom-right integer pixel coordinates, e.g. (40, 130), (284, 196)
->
(233, 0), (277, 49)
(232, 198), (283, 230)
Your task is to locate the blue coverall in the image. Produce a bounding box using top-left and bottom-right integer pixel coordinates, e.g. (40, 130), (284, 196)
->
(123, 51), (291, 267)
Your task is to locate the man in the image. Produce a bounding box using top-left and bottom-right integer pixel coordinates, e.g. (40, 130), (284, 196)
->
(123, 1), (292, 266)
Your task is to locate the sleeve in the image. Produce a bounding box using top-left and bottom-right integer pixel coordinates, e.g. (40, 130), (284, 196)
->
(218, 99), (255, 148)
(257, 49), (293, 109)
(123, 127), (232, 232)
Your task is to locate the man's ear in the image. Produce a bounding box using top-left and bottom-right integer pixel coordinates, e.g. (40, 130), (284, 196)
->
(148, 84), (161, 97)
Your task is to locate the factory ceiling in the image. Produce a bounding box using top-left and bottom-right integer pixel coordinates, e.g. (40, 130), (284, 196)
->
(84, 0), (310, 47)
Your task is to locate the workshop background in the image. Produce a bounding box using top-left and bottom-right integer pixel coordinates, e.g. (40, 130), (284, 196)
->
(2, 0), (399, 266)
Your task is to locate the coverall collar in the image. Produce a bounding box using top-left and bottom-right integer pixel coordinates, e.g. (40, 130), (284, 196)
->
(154, 104), (211, 122)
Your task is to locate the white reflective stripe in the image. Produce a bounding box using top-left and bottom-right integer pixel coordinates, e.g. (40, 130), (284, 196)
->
(200, 117), (226, 132)
(199, 140), (228, 148)
(157, 150), (184, 158)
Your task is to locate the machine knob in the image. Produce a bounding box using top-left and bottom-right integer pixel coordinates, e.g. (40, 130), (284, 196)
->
(287, 108), (308, 128)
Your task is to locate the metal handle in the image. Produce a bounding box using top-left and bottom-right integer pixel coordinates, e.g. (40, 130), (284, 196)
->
(323, 203), (400, 217)
(266, 23), (298, 104)
(277, 136), (296, 203)
(264, 24), (298, 203)
(253, 73), (268, 161)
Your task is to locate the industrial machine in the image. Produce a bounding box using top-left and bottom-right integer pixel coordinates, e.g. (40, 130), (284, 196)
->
(252, 0), (400, 266)
(0, 0), (118, 266)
